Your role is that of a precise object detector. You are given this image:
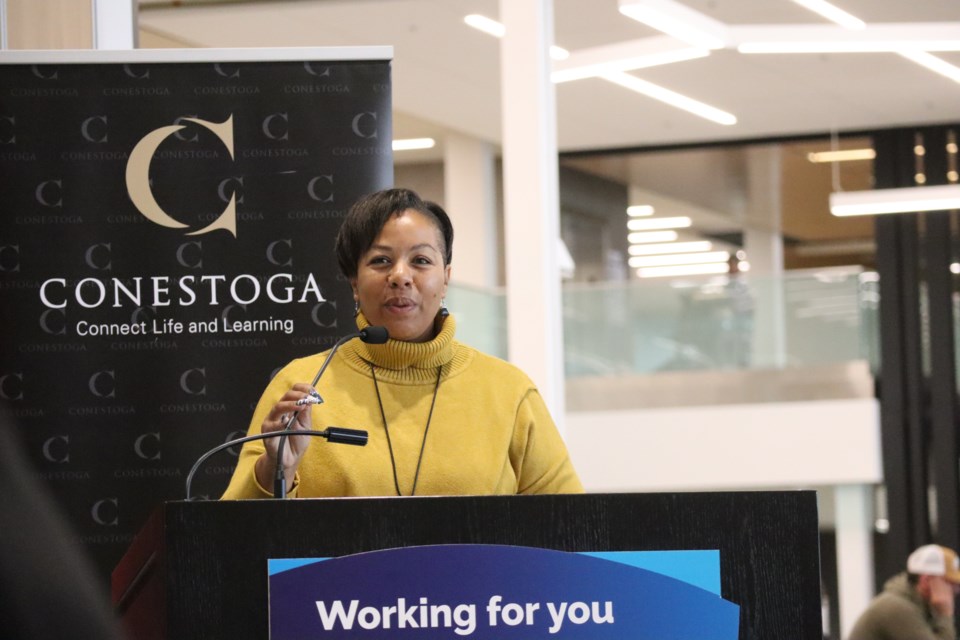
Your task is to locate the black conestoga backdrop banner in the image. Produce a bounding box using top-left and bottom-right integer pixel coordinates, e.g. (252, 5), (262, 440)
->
(0, 49), (392, 580)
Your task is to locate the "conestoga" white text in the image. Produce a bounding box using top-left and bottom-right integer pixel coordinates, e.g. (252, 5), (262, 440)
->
(39, 273), (324, 309)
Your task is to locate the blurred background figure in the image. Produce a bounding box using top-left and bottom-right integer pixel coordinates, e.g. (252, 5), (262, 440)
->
(847, 544), (960, 640)
(0, 406), (125, 639)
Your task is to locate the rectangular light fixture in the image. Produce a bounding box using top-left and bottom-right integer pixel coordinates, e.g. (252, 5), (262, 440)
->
(807, 148), (875, 163)
(829, 184), (960, 216)
(629, 250), (729, 268)
(629, 240), (712, 255)
(628, 230), (679, 243)
(637, 263), (731, 278)
(392, 138), (436, 151)
(627, 215), (692, 230)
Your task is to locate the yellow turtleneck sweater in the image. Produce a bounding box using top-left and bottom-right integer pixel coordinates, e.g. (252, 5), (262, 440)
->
(221, 313), (583, 499)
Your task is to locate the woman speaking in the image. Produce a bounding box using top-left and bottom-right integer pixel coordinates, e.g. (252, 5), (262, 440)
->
(221, 188), (582, 498)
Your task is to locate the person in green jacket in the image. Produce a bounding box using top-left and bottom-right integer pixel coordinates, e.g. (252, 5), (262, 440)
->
(222, 188), (583, 499)
(847, 544), (960, 640)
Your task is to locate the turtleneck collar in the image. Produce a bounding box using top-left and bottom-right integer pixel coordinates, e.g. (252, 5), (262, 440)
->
(339, 311), (458, 382)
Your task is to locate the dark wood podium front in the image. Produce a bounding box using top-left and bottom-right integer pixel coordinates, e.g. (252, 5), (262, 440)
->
(112, 491), (821, 640)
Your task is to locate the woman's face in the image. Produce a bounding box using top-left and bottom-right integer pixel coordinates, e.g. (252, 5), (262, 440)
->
(351, 209), (451, 343)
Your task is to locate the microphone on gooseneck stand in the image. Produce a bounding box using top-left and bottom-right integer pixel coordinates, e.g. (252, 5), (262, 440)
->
(184, 427), (368, 501)
(182, 326), (389, 501)
(272, 325), (389, 498)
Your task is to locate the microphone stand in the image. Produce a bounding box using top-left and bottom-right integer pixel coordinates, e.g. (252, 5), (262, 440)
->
(272, 326), (387, 498)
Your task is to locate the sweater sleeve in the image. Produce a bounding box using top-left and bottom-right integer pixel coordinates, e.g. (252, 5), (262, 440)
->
(220, 361), (304, 500)
(511, 388), (584, 495)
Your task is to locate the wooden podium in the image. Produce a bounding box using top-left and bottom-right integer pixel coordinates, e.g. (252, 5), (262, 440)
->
(112, 492), (822, 639)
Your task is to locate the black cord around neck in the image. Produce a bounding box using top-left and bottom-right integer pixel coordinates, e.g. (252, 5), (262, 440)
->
(370, 363), (443, 497)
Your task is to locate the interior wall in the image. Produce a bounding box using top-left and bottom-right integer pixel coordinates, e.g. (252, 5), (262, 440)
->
(394, 161), (444, 204)
(5, 0), (92, 49)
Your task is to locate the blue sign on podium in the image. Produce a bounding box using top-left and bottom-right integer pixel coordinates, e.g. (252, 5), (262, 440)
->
(268, 545), (740, 639)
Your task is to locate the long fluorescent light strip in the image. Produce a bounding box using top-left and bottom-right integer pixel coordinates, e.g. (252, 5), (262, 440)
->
(552, 48), (709, 83)
(464, 14), (504, 37)
(830, 185), (960, 216)
(807, 149), (875, 163)
(739, 40), (960, 54)
(627, 215), (692, 230)
(629, 250), (730, 268)
(464, 14), (569, 60)
(628, 230), (679, 243)
(627, 204), (655, 216)
(617, 4), (725, 50)
(637, 263), (731, 278)
(601, 71), (737, 125)
(629, 240), (712, 255)
(392, 138), (436, 151)
(899, 51), (960, 85)
(788, 0), (865, 30)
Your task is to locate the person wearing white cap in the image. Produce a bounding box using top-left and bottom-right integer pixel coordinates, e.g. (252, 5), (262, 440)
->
(847, 544), (960, 640)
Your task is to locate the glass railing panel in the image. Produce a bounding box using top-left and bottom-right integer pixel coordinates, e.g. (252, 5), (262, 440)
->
(445, 283), (507, 359)
(563, 267), (876, 376)
(448, 268), (879, 377)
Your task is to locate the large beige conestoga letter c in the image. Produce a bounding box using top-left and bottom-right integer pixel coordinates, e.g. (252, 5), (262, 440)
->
(125, 116), (237, 237)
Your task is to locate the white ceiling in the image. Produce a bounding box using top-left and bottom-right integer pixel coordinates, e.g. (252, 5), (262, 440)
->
(137, 0), (958, 268)
(139, 0), (960, 155)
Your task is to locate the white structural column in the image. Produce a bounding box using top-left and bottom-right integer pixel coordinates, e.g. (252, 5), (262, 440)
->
(1, 0), (7, 49)
(443, 132), (498, 288)
(93, 0), (137, 49)
(499, 0), (566, 429)
(743, 145), (786, 368)
(835, 484), (875, 639)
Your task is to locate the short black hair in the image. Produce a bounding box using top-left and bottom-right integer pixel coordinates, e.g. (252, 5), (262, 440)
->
(335, 188), (454, 279)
